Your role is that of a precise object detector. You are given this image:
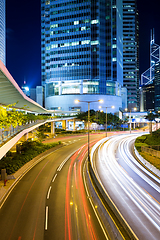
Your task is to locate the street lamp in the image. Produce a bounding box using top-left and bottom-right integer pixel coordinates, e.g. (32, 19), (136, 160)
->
(75, 99), (103, 161)
(99, 105), (115, 137)
(125, 108), (137, 134)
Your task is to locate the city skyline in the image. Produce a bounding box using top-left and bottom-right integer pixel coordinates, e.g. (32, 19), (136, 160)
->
(6, 0), (160, 88)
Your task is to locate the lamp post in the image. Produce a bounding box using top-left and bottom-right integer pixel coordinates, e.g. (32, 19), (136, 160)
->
(75, 99), (103, 161)
(99, 106), (114, 137)
(125, 108), (137, 134)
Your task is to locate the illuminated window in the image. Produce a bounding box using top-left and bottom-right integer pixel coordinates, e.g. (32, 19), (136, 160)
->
(91, 19), (99, 24)
(81, 40), (90, 45)
(91, 40), (99, 45)
(81, 26), (86, 31)
(112, 57), (117, 62)
(74, 21), (79, 25)
(45, 1), (50, 5)
(71, 41), (79, 46)
(50, 24), (58, 29)
(51, 44), (58, 48)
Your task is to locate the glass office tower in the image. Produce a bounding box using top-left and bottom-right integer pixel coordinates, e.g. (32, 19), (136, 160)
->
(41, 0), (123, 112)
(123, 0), (139, 110)
(0, 0), (5, 65)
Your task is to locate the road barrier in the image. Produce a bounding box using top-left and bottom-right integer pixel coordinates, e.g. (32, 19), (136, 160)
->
(141, 146), (160, 158)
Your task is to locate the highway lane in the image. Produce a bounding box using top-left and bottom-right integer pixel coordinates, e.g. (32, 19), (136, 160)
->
(0, 133), (107, 240)
(44, 138), (108, 240)
(91, 134), (160, 240)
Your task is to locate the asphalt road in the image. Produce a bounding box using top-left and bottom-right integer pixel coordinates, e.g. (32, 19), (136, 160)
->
(92, 134), (160, 240)
(0, 133), (107, 240)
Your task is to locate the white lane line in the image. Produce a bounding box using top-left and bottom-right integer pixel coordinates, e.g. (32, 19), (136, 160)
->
(52, 173), (57, 182)
(45, 206), (49, 230)
(83, 160), (109, 240)
(47, 186), (52, 199)
(57, 152), (74, 171)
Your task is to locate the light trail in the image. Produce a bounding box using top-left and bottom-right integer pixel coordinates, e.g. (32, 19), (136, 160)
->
(91, 134), (160, 240)
(64, 138), (107, 240)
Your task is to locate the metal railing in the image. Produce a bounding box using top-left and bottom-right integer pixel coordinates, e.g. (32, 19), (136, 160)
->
(0, 120), (46, 145)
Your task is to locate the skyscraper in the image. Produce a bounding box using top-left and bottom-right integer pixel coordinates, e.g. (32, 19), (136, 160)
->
(41, 0), (123, 112)
(123, 0), (139, 110)
(154, 62), (160, 111)
(0, 0), (5, 65)
(140, 30), (160, 112)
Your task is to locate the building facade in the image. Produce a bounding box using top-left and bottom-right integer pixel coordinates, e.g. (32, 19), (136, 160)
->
(154, 62), (160, 111)
(41, 0), (123, 112)
(0, 0), (5, 65)
(123, 0), (139, 111)
(140, 30), (160, 112)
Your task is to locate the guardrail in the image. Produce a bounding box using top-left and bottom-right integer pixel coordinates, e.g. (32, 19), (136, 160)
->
(134, 147), (160, 177)
(141, 146), (160, 158)
(0, 120), (46, 145)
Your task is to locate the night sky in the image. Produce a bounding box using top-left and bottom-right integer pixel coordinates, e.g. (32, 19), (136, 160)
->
(6, 0), (160, 88)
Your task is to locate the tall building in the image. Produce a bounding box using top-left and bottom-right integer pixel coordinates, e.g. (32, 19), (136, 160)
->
(123, 0), (139, 111)
(41, 0), (123, 112)
(0, 0), (5, 65)
(154, 62), (160, 111)
(140, 30), (160, 112)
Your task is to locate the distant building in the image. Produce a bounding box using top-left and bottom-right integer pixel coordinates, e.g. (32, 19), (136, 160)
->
(155, 62), (160, 111)
(0, 0), (5, 65)
(30, 86), (44, 107)
(41, 0), (123, 113)
(36, 86), (43, 107)
(30, 88), (36, 102)
(140, 30), (160, 112)
(123, 0), (139, 110)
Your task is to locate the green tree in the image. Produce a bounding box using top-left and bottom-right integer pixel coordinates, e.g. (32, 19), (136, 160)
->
(145, 112), (156, 136)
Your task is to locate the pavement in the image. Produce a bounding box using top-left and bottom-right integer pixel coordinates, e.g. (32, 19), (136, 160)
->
(0, 130), (154, 207)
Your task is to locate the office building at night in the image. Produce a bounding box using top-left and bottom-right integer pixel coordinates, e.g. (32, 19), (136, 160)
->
(140, 30), (160, 112)
(123, 0), (139, 111)
(154, 62), (160, 111)
(41, 0), (123, 112)
(0, 0), (5, 65)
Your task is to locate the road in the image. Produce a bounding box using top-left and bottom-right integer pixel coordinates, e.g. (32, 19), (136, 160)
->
(0, 133), (108, 240)
(91, 133), (160, 240)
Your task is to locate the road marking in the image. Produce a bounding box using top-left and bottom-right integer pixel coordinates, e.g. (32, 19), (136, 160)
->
(45, 206), (49, 230)
(83, 160), (110, 240)
(47, 186), (52, 199)
(52, 173), (57, 182)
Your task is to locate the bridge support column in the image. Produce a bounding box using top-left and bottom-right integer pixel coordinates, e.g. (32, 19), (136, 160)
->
(23, 133), (28, 141)
(62, 120), (66, 130)
(51, 122), (55, 135)
(73, 120), (76, 131)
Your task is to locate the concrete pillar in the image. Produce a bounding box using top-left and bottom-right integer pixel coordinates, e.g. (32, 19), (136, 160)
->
(73, 120), (76, 131)
(51, 121), (55, 135)
(23, 133), (28, 141)
(62, 120), (66, 130)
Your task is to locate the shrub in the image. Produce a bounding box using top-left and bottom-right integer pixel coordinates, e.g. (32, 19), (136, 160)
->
(0, 140), (61, 175)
